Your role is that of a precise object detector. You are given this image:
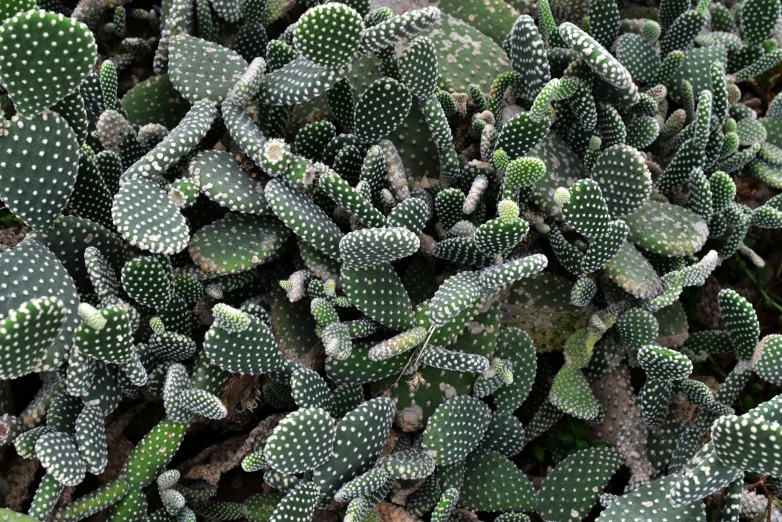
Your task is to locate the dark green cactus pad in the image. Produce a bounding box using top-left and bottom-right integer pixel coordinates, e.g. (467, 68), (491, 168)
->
(580, 220), (628, 274)
(341, 263), (413, 330)
(122, 419), (188, 488)
(419, 346), (489, 373)
(562, 179), (612, 239)
(0, 10), (96, 116)
(204, 308), (283, 374)
(604, 241), (662, 299)
(550, 366), (601, 420)
(559, 23), (635, 96)
(493, 327), (536, 414)
(47, 392), (82, 432)
(479, 412), (525, 457)
(74, 304), (135, 366)
(264, 407), (335, 474)
(379, 446), (436, 479)
(0, 110), (80, 233)
(244, 493), (284, 522)
(340, 228), (418, 269)
(332, 383), (365, 417)
(29, 472), (65, 521)
(638, 345), (692, 381)
(69, 151), (114, 231)
(168, 34), (248, 103)
(590, 145), (652, 218)
(112, 176), (189, 255)
(718, 289), (759, 360)
(122, 257), (173, 310)
(505, 15), (550, 100)
(434, 237), (492, 268)
(668, 444), (741, 506)
(495, 113), (550, 161)
(294, 3), (363, 69)
(334, 468), (390, 503)
(259, 57), (346, 107)
(398, 37), (438, 100)
(35, 430), (86, 486)
(268, 482), (320, 522)
(75, 404), (108, 475)
(0, 240), (81, 373)
(428, 271), (482, 327)
(461, 449), (536, 511)
(597, 477), (705, 522)
(422, 396), (491, 465)
(319, 171), (387, 228)
(266, 178), (343, 260)
(326, 341), (408, 385)
(756, 335), (782, 385)
(290, 367), (335, 413)
(742, 0), (780, 45)
(361, 7), (440, 53)
(0, 297), (67, 380)
(712, 414), (782, 475)
(669, 46), (726, 103)
(296, 121), (337, 162)
(188, 213), (289, 275)
(52, 89), (89, 146)
(479, 255), (548, 293)
(537, 446), (622, 522)
(617, 308), (659, 350)
(192, 150), (268, 214)
(0, 0), (35, 22)
(626, 116), (659, 149)
(388, 198), (431, 234)
(354, 78), (412, 143)
(589, 0), (618, 48)
(625, 201), (708, 256)
(332, 144), (362, 185)
(84, 247), (119, 298)
(313, 397), (394, 497)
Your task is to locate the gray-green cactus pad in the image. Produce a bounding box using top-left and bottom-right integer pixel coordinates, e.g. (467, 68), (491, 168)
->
(264, 408), (335, 474)
(460, 449), (536, 511)
(422, 396), (491, 465)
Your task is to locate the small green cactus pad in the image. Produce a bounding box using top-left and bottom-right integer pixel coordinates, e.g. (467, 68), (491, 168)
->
(194, 500), (243, 520)
(264, 408), (335, 474)
(617, 308), (659, 350)
(493, 327), (536, 414)
(340, 228), (419, 269)
(368, 327), (427, 361)
(122, 74), (191, 129)
(75, 404), (108, 475)
(0, 297), (66, 379)
(428, 271), (482, 327)
(461, 449), (536, 511)
(150, 331), (197, 361)
(398, 37), (438, 100)
(313, 397), (394, 497)
(74, 304), (135, 365)
(419, 345), (489, 373)
(296, 121), (337, 162)
(559, 22), (634, 92)
(112, 176), (189, 255)
(0, 10), (96, 116)
(204, 309), (282, 374)
(590, 145), (652, 218)
(668, 46), (726, 103)
(332, 383), (365, 417)
(122, 419), (187, 488)
(668, 445), (742, 507)
(14, 426), (56, 459)
(361, 7), (440, 53)
(495, 113), (551, 161)
(718, 289), (759, 360)
(755, 335), (782, 385)
(596, 477), (705, 522)
(290, 367), (335, 413)
(47, 392), (82, 431)
(191, 150), (268, 214)
(168, 34), (248, 103)
(294, 3), (364, 69)
(188, 213), (290, 275)
(341, 263), (413, 330)
(537, 446), (622, 522)
(269, 482), (321, 522)
(505, 15), (550, 100)
(712, 413), (782, 475)
(122, 257), (173, 310)
(0, 0), (35, 22)
(638, 345), (692, 381)
(423, 396), (491, 465)
(562, 179), (612, 239)
(354, 78), (412, 143)
(615, 33), (660, 84)
(334, 468), (390, 503)
(259, 57), (346, 107)
(379, 447), (436, 479)
(319, 170), (388, 228)
(0, 110), (80, 234)
(624, 201), (708, 256)
(742, 0), (780, 45)
(550, 366), (601, 420)
(108, 488), (148, 522)
(474, 216), (529, 259)
(266, 178), (343, 260)
(604, 240), (662, 299)
(29, 472), (65, 521)
(84, 247), (119, 298)
(388, 198), (431, 234)
(35, 430), (86, 486)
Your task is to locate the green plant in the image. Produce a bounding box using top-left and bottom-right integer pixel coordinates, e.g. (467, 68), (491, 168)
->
(2, 0), (782, 521)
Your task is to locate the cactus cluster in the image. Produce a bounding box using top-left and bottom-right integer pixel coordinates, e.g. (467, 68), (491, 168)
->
(2, 0), (782, 520)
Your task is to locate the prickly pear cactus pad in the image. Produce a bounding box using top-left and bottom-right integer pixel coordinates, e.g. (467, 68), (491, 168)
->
(264, 407), (335, 474)
(0, 10), (96, 116)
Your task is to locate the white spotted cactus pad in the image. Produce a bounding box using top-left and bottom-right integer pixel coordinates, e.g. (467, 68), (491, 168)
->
(536, 447), (622, 522)
(711, 414), (782, 476)
(0, 297), (66, 379)
(422, 396), (491, 465)
(168, 35), (248, 103)
(461, 450), (536, 511)
(204, 305), (283, 374)
(264, 408), (335, 474)
(354, 78), (412, 143)
(191, 150), (268, 214)
(0, 10), (96, 116)
(339, 228), (419, 268)
(294, 3), (364, 69)
(597, 477), (706, 522)
(35, 430), (87, 486)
